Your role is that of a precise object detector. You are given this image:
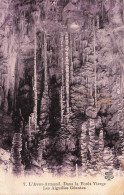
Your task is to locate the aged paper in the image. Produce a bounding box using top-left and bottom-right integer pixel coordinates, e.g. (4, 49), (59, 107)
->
(0, 0), (124, 194)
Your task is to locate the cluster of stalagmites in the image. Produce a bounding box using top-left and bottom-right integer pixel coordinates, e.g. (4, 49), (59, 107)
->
(0, 0), (124, 175)
(80, 118), (117, 173)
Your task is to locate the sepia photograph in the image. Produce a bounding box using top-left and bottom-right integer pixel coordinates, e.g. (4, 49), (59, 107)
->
(0, 0), (124, 194)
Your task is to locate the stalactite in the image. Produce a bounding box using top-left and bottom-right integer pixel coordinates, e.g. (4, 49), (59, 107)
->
(33, 26), (38, 130)
(1, 26), (12, 112)
(14, 48), (19, 112)
(93, 19), (97, 114)
(8, 29), (19, 112)
(3, 27), (9, 101)
(65, 32), (70, 124)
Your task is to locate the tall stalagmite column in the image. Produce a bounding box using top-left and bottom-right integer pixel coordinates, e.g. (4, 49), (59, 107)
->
(93, 19), (97, 113)
(60, 32), (64, 124)
(39, 32), (49, 132)
(33, 26), (38, 130)
(44, 33), (48, 92)
(70, 34), (73, 84)
(65, 32), (70, 123)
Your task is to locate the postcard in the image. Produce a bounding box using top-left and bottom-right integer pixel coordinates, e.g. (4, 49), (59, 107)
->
(0, 0), (124, 194)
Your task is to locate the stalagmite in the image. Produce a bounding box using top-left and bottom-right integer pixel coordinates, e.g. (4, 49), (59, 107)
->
(65, 32), (70, 123)
(75, 163), (78, 177)
(98, 128), (104, 171)
(28, 116), (31, 147)
(29, 116), (31, 132)
(80, 122), (88, 169)
(90, 86), (93, 97)
(70, 34), (73, 84)
(36, 140), (44, 168)
(93, 19), (97, 113)
(103, 147), (114, 171)
(86, 54), (89, 62)
(89, 15), (92, 30)
(33, 26), (38, 130)
(60, 33), (64, 124)
(117, 79), (124, 160)
(11, 133), (23, 175)
(99, 128), (104, 158)
(39, 32), (50, 132)
(0, 86), (2, 107)
(44, 32), (48, 91)
(123, 0), (124, 23)
(96, 15), (99, 30)
(4, 97), (8, 112)
(60, 87), (64, 123)
(88, 119), (96, 163)
(101, 0), (103, 20)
